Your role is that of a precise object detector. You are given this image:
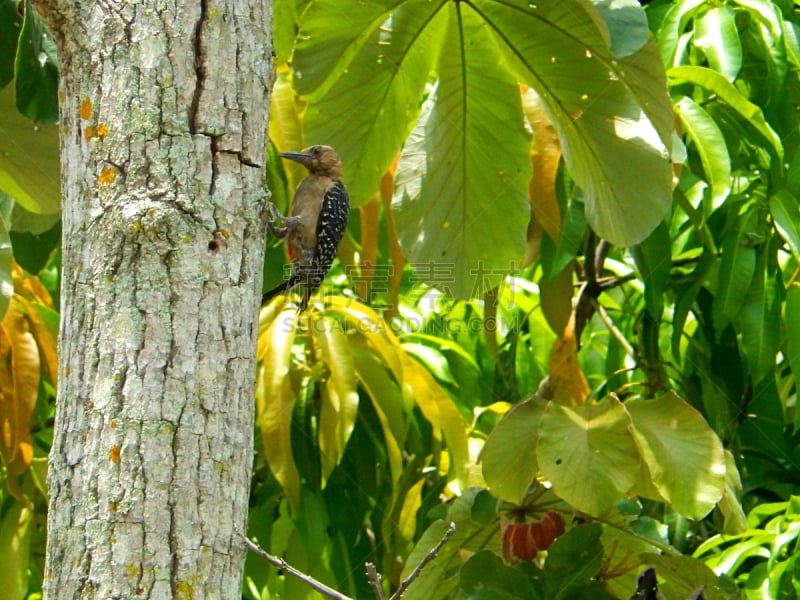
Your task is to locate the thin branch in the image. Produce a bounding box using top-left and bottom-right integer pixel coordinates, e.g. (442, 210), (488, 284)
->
(365, 563), (385, 599)
(242, 534), (355, 600)
(591, 298), (635, 356)
(390, 522), (456, 600)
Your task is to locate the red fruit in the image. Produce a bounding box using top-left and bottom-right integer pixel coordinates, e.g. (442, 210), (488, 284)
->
(501, 512), (565, 563)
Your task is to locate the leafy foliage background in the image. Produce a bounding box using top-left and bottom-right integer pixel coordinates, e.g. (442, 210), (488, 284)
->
(2, 0), (800, 598)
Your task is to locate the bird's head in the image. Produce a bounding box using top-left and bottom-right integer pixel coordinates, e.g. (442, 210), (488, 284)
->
(280, 145), (342, 178)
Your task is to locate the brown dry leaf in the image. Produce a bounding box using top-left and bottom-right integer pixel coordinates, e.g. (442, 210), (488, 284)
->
(357, 196), (381, 300)
(545, 317), (590, 407)
(381, 152), (404, 320)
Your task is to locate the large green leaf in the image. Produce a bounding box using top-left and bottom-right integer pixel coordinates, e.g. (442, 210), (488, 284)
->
(0, 84), (60, 214)
(477, 1), (673, 247)
(305, 0), (446, 206)
(537, 398), (639, 516)
(674, 96), (731, 210)
(393, 3), (530, 297)
(292, 0), (404, 98)
(480, 398), (545, 503)
(627, 392), (726, 519)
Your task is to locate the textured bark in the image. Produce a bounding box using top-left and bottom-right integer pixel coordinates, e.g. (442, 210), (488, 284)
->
(33, 1), (272, 597)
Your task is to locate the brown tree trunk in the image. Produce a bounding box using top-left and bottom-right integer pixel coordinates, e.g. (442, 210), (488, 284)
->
(31, 2), (272, 597)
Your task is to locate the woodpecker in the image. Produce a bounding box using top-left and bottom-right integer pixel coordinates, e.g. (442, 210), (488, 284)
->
(262, 145), (350, 311)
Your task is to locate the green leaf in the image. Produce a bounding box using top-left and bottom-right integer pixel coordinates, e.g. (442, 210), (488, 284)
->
(9, 214), (60, 274)
(480, 398), (545, 503)
(537, 398), (639, 516)
(351, 344), (405, 484)
(736, 0), (787, 108)
(693, 6), (742, 81)
(769, 190), (800, 262)
(402, 342), (455, 384)
(718, 450), (747, 534)
(590, 0), (649, 59)
(401, 353), (471, 491)
(394, 3), (530, 298)
(539, 196), (587, 281)
(712, 209), (757, 334)
(627, 392), (726, 519)
(314, 317), (360, 485)
(0, 84), (60, 214)
(543, 523), (604, 599)
(460, 550), (536, 599)
(738, 375), (786, 459)
(478, 1), (673, 246)
(657, 0), (707, 68)
(739, 250), (780, 383)
(630, 220), (672, 320)
(644, 553), (735, 600)
(401, 490), (500, 600)
(272, 0), (306, 65)
(667, 65), (783, 161)
(0, 0), (22, 88)
(292, 0), (402, 98)
(785, 285), (800, 431)
(14, 2), (58, 123)
(305, 0), (446, 207)
(0, 504), (32, 600)
(674, 96), (731, 210)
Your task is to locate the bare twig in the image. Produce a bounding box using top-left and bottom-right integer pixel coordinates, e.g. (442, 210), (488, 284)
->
(242, 534), (355, 600)
(365, 563), (386, 599)
(591, 298), (635, 356)
(390, 522), (456, 600)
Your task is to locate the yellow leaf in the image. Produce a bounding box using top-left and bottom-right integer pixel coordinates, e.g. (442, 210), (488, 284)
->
(16, 297), (58, 387)
(270, 72), (305, 193)
(397, 478), (426, 542)
(521, 87), (562, 245)
(313, 317), (359, 485)
(543, 318), (589, 407)
(256, 308), (301, 508)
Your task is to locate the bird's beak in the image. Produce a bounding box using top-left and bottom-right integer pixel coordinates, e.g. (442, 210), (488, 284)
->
(280, 151), (312, 164)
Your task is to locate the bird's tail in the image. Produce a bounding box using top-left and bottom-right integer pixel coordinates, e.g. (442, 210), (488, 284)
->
(261, 275), (299, 306)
